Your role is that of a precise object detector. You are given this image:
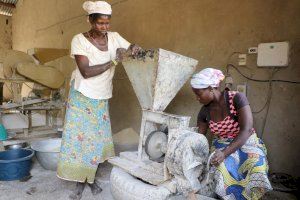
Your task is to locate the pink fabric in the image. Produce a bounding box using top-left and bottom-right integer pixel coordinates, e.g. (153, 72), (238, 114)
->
(209, 91), (254, 139)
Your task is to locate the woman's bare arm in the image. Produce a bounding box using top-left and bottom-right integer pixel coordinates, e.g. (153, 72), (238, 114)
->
(74, 55), (114, 79)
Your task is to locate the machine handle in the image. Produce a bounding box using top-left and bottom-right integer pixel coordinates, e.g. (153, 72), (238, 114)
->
(205, 151), (216, 183)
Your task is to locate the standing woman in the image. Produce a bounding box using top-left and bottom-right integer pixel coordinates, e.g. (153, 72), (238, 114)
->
(191, 68), (272, 200)
(57, 1), (141, 199)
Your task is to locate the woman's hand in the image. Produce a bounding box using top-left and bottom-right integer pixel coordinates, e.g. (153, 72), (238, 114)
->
(211, 149), (226, 166)
(129, 44), (143, 56)
(187, 191), (197, 200)
(115, 48), (127, 63)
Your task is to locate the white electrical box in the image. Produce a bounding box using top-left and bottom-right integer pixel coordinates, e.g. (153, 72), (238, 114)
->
(257, 41), (289, 67)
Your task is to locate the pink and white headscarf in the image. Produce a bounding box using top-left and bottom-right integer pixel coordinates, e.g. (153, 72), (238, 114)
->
(190, 68), (225, 89)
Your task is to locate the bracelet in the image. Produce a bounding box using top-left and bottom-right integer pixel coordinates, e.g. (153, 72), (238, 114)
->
(111, 59), (118, 66)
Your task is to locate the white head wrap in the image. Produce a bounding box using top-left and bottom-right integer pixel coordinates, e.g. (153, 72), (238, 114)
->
(83, 1), (112, 15)
(190, 68), (225, 89)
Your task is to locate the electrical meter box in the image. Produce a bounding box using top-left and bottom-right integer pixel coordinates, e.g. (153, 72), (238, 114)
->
(257, 41), (289, 67)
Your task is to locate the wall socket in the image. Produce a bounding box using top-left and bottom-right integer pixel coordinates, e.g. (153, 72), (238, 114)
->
(237, 84), (247, 96)
(248, 47), (258, 54)
(238, 54), (247, 65)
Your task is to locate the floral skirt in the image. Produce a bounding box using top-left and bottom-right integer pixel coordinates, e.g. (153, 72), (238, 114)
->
(212, 133), (272, 200)
(57, 82), (115, 183)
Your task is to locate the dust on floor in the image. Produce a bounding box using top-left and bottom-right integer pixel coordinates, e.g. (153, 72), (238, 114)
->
(0, 159), (298, 200)
(0, 161), (114, 200)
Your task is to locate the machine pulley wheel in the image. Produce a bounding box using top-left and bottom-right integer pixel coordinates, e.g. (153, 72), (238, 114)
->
(145, 130), (167, 162)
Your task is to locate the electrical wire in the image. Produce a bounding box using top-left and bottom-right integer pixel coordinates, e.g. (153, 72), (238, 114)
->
(226, 52), (242, 65)
(226, 63), (280, 114)
(252, 84), (272, 114)
(225, 62), (298, 138)
(260, 67), (276, 138)
(252, 68), (280, 114)
(226, 64), (300, 84)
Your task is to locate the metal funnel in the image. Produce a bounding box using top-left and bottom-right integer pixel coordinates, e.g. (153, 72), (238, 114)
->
(122, 49), (198, 111)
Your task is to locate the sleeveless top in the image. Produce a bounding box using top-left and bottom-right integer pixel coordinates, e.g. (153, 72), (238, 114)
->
(199, 91), (255, 139)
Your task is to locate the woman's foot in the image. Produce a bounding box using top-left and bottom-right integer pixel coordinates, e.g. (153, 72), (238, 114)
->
(187, 192), (197, 200)
(88, 180), (102, 195)
(69, 182), (85, 200)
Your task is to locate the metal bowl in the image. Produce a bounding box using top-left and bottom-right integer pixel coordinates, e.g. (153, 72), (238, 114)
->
(4, 142), (30, 150)
(30, 138), (61, 171)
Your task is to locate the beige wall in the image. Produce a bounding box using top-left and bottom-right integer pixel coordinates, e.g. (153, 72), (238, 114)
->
(12, 0), (300, 177)
(0, 15), (11, 50)
(0, 14), (12, 62)
(0, 15), (12, 99)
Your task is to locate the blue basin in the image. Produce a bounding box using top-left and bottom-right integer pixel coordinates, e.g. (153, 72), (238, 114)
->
(0, 149), (34, 181)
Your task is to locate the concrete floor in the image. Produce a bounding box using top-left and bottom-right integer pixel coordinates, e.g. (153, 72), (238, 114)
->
(0, 159), (298, 200)
(0, 160), (114, 200)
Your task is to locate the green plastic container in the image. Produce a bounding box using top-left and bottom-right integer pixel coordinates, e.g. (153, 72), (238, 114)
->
(0, 124), (7, 141)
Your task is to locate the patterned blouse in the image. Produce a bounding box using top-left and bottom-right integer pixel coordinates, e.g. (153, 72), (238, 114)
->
(198, 91), (254, 139)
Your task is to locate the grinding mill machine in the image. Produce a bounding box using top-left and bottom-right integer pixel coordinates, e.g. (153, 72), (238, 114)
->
(109, 48), (198, 185)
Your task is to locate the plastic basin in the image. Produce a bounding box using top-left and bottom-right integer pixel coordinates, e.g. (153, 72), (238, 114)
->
(0, 149), (34, 181)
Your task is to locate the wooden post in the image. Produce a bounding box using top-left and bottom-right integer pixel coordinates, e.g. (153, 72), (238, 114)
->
(24, 110), (32, 137)
(0, 82), (3, 106)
